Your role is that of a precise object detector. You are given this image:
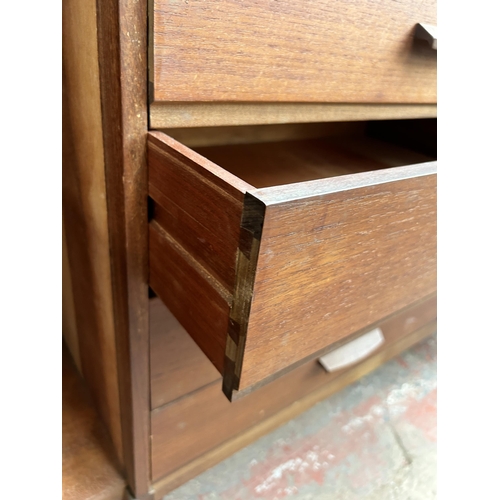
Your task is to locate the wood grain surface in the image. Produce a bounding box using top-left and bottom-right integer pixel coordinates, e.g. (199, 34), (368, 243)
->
(149, 132), (252, 292)
(150, 103), (438, 129)
(150, 296), (436, 482)
(233, 164), (437, 390)
(194, 136), (433, 188)
(62, 221), (81, 373)
(95, 0), (151, 496)
(151, 319), (436, 498)
(149, 221), (231, 372)
(148, 132), (251, 373)
(63, 343), (126, 500)
(151, 0), (436, 103)
(163, 121), (367, 148)
(62, 0), (122, 462)
(150, 298), (220, 409)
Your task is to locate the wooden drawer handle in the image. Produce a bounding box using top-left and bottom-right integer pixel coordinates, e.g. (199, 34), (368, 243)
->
(415, 23), (437, 50)
(318, 328), (385, 373)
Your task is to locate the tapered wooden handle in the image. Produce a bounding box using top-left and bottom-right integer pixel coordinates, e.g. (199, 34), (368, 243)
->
(318, 328), (385, 372)
(415, 23), (437, 50)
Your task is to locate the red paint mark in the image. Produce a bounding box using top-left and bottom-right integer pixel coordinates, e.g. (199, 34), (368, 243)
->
(217, 395), (405, 499)
(399, 388), (437, 442)
(414, 337), (437, 363)
(396, 356), (409, 369)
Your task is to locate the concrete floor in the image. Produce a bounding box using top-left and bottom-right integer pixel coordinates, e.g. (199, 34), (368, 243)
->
(164, 334), (437, 500)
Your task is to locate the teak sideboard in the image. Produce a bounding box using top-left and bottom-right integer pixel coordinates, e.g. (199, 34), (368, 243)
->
(62, 0), (436, 498)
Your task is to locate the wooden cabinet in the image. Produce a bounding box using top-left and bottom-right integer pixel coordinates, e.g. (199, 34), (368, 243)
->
(62, 0), (436, 498)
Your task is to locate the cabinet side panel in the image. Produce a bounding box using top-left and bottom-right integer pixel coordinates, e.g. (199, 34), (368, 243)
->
(62, 220), (81, 373)
(62, 0), (123, 463)
(95, 0), (151, 496)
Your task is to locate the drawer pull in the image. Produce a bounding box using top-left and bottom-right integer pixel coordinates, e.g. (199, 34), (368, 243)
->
(318, 328), (385, 373)
(415, 23), (437, 50)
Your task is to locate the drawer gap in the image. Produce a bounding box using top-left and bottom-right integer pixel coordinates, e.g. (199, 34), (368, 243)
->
(191, 119), (436, 189)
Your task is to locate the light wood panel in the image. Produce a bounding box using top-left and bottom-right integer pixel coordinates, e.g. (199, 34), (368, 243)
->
(151, 0), (436, 103)
(62, 220), (80, 373)
(63, 343), (126, 500)
(150, 296), (436, 483)
(62, 0), (122, 463)
(150, 102), (437, 129)
(150, 298), (220, 409)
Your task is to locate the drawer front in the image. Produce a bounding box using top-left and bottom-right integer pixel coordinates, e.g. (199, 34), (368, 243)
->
(148, 131), (437, 399)
(233, 165), (436, 394)
(151, 0), (436, 104)
(150, 295), (437, 481)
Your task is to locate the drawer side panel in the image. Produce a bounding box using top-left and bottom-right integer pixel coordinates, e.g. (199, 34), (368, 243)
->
(150, 222), (230, 372)
(148, 132), (251, 374)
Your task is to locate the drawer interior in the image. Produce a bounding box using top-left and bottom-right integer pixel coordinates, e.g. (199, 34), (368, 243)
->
(169, 118), (437, 188)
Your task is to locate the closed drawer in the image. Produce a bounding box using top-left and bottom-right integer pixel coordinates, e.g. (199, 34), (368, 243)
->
(150, 0), (436, 104)
(148, 120), (437, 399)
(150, 295), (437, 481)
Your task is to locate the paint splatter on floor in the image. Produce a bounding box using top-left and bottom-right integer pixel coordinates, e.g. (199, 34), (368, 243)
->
(164, 334), (437, 500)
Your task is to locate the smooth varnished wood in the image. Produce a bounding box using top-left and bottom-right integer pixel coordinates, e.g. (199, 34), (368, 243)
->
(149, 132), (252, 292)
(150, 103), (438, 129)
(232, 163), (436, 391)
(150, 298), (220, 409)
(94, 0), (151, 496)
(163, 122), (367, 148)
(149, 221), (230, 372)
(151, 0), (436, 103)
(63, 343), (126, 500)
(62, 0), (122, 462)
(148, 132), (252, 372)
(150, 296), (436, 483)
(62, 222), (80, 373)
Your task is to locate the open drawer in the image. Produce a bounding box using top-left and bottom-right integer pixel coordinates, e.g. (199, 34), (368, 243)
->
(148, 120), (437, 400)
